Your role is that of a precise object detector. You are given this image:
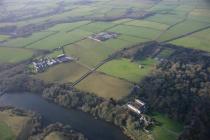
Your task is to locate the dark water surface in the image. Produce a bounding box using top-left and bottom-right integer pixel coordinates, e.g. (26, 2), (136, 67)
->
(0, 93), (129, 140)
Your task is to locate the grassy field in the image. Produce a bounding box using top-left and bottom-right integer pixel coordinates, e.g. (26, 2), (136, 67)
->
(0, 122), (15, 140)
(146, 14), (185, 25)
(157, 48), (174, 58)
(124, 20), (170, 30)
(36, 62), (89, 83)
(65, 39), (114, 67)
(79, 22), (116, 33)
(76, 72), (133, 100)
(99, 58), (156, 83)
(4, 31), (55, 48)
(0, 109), (32, 140)
(27, 30), (92, 50)
(0, 35), (10, 42)
(108, 25), (162, 40)
(151, 113), (183, 140)
(158, 20), (209, 41)
(0, 47), (33, 63)
(47, 21), (91, 32)
(170, 28), (210, 52)
(65, 36), (142, 68)
(44, 131), (69, 140)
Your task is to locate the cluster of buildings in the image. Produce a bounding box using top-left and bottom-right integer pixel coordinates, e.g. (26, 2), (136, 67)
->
(127, 99), (146, 115)
(32, 54), (75, 73)
(88, 32), (119, 42)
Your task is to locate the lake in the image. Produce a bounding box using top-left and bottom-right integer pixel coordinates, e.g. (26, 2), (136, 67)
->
(0, 93), (129, 140)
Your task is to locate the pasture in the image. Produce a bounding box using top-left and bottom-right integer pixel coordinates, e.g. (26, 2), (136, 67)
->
(4, 31), (55, 48)
(158, 20), (209, 41)
(44, 132), (69, 140)
(64, 39), (114, 67)
(146, 14), (185, 25)
(0, 109), (33, 140)
(36, 62), (89, 83)
(0, 47), (33, 63)
(47, 21), (91, 32)
(0, 122), (15, 140)
(79, 22), (116, 33)
(151, 113), (183, 140)
(0, 35), (10, 42)
(27, 29), (92, 50)
(108, 25), (162, 40)
(99, 58), (155, 83)
(170, 28), (210, 52)
(76, 72), (133, 100)
(124, 20), (169, 30)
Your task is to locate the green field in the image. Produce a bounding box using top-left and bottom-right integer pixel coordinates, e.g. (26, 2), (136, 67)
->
(158, 20), (209, 41)
(27, 30), (92, 50)
(79, 22), (116, 33)
(0, 47), (33, 63)
(0, 109), (33, 140)
(109, 25), (162, 40)
(4, 31), (55, 48)
(36, 62), (89, 83)
(0, 122), (15, 140)
(157, 48), (174, 58)
(47, 21), (91, 32)
(65, 36), (142, 68)
(170, 28), (210, 52)
(124, 20), (169, 30)
(151, 113), (183, 140)
(146, 14), (185, 25)
(76, 72), (133, 100)
(44, 131), (69, 140)
(99, 58), (156, 83)
(0, 35), (10, 42)
(65, 39), (113, 67)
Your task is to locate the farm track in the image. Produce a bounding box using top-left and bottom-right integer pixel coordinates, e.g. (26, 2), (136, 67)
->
(71, 56), (114, 87)
(22, 31), (59, 48)
(162, 25), (210, 43)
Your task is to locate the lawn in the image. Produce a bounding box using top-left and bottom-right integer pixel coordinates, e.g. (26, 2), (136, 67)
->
(124, 20), (169, 30)
(27, 30), (92, 50)
(108, 25), (162, 40)
(151, 113), (183, 140)
(0, 47), (33, 63)
(170, 28), (210, 52)
(35, 62), (89, 83)
(4, 31), (55, 48)
(99, 58), (156, 83)
(76, 72), (133, 100)
(0, 122), (15, 140)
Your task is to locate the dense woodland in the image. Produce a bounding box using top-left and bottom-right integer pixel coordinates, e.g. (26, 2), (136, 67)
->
(132, 45), (210, 140)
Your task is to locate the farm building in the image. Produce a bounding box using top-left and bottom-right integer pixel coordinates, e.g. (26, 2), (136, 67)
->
(32, 54), (75, 73)
(89, 32), (119, 42)
(127, 99), (146, 115)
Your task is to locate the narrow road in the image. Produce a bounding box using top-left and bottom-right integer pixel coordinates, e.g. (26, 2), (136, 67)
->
(71, 56), (114, 87)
